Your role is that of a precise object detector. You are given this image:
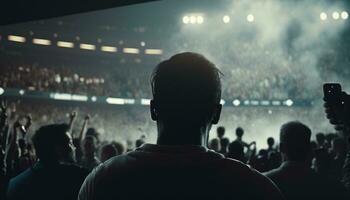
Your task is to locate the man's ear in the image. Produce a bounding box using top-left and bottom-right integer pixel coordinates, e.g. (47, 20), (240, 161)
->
(150, 100), (158, 121)
(212, 104), (222, 124)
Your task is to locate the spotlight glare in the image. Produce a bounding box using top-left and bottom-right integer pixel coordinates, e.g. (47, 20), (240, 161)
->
(341, 11), (348, 19)
(223, 15), (230, 23)
(285, 99), (294, 107)
(80, 43), (96, 50)
(320, 12), (327, 20)
(33, 38), (51, 46)
(8, 35), (26, 43)
(332, 11), (340, 20)
(232, 99), (241, 106)
(101, 46), (117, 52)
(182, 16), (190, 24)
(57, 41), (74, 48)
(247, 14), (255, 22)
(190, 16), (197, 24)
(197, 16), (204, 24)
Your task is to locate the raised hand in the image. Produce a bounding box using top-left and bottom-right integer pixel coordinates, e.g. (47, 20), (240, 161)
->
(324, 92), (350, 133)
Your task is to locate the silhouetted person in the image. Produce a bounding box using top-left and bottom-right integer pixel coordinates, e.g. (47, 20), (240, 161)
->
(330, 137), (347, 181)
(7, 124), (88, 200)
(267, 137), (276, 153)
(80, 135), (100, 171)
(316, 132), (327, 149)
(208, 138), (221, 152)
(264, 121), (348, 200)
(234, 127), (254, 151)
(100, 144), (118, 163)
(226, 141), (246, 163)
(78, 52), (283, 200)
(216, 126), (229, 154)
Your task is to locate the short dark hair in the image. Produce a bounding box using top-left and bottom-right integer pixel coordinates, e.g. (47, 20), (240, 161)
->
(236, 127), (244, 137)
(267, 137), (275, 147)
(217, 126), (225, 137)
(280, 121), (311, 161)
(32, 124), (70, 162)
(151, 52), (222, 123)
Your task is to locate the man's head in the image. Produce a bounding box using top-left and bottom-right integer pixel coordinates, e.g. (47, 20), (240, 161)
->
(279, 121), (311, 162)
(216, 126), (225, 139)
(236, 127), (244, 138)
(267, 137), (275, 148)
(32, 124), (75, 164)
(150, 52), (222, 137)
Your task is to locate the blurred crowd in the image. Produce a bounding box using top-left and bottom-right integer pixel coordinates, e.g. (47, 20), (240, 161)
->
(0, 62), (323, 100)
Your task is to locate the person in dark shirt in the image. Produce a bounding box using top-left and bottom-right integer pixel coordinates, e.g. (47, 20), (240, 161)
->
(264, 121), (348, 200)
(7, 123), (89, 200)
(78, 52), (283, 200)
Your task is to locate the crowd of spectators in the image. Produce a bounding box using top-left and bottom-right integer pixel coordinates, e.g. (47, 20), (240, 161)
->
(0, 60), (325, 100)
(0, 52), (349, 200)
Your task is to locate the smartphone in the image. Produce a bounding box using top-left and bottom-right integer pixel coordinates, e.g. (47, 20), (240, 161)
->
(323, 83), (342, 103)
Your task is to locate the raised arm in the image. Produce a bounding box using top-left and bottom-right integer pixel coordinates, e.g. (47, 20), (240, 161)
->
(78, 115), (90, 143)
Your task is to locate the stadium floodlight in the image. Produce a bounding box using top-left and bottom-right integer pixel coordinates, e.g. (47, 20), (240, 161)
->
(243, 100), (250, 105)
(106, 97), (125, 105)
(272, 100), (281, 106)
(232, 99), (241, 106)
(320, 12), (327, 21)
(91, 96), (97, 102)
(220, 99), (225, 105)
(223, 15), (230, 24)
(145, 49), (163, 55)
(341, 11), (349, 19)
(182, 16), (190, 24)
(101, 46), (117, 52)
(0, 87), (4, 95)
(197, 16), (204, 24)
(50, 93), (72, 100)
(285, 99), (294, 107)
(251, 100), (259, 106)
(332, 11), (340, 20)
(8, 35), (26, 43)
(71, 95), (88, 101)
(261, 100), (270, 106)
(141, 98), (151, 105)
(124, 99), (136, 104)
(33, 38), (51, 46)
(80, 43), (96, 50)
(57, 41), (74, 48)
(190, 16), (197, 24)
(123, 48), (140, 54)
(247, 14), (255, 22)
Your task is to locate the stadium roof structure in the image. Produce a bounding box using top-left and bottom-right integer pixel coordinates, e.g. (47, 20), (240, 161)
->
(0, 0), (159, 25)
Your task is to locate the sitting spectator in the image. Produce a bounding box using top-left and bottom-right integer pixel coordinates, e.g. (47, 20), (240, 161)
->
(78, 52), (283, 200)
(264, 121), (348, 200)
(7, 124), (89, 200)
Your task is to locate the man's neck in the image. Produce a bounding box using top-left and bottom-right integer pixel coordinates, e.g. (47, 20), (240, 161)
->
(156, 124), (209, 146)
